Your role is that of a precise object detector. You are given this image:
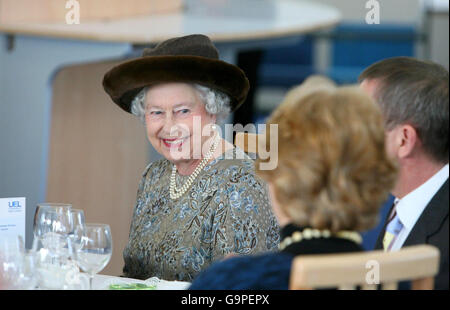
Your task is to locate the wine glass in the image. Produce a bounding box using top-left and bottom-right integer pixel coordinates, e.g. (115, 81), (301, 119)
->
(67, 208), (86, 273)
(76, 223), (112, 290)
(68, 209), (86, 253)
(32, 203), (74, 289)
(38, 213), (72, 256)
(33, 203), (73, 243)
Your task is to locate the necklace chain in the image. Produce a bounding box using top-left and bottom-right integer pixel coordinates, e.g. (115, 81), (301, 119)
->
(169, 133), (219, 200)
(278, 228), (362, 251)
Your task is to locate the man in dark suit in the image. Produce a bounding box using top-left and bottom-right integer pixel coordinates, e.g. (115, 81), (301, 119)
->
(359, 57), (449, 290)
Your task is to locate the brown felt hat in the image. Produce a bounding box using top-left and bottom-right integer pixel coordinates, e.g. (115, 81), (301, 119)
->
(103, 34), (250, 113)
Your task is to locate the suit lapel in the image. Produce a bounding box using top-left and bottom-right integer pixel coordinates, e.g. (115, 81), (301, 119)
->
(403, 179), (449, 247)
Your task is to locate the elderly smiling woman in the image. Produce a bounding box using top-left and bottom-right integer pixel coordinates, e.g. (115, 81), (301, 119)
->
(102, 34), (279, 281)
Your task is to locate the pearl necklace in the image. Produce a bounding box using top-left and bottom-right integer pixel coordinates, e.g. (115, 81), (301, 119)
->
(278, 228), (362, 251)
(170, 133), (220, 200)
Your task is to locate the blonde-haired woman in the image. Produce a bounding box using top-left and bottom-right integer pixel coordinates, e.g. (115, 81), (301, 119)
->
(189, 77), (397, 289)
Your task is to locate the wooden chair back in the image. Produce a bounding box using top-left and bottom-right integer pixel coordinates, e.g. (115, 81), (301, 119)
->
(289, 245), (440, 290)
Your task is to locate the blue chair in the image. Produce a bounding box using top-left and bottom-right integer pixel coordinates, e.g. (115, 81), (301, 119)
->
(258, 36), (314, 88)
(326, 23), (417, 84)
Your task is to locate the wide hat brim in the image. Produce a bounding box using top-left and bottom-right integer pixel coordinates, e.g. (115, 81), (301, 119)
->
(102, 55), (250, 113)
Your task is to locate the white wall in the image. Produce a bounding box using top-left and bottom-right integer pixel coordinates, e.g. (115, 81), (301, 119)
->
(428, 11), (449, 69)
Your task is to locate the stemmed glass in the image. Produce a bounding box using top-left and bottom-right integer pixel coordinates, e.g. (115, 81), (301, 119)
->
(75, 223), (112, 290)
(34, 204), (73, 256)
(68, 209), (86, 253)
(32, 203), (73, 289)
(33, 203), (73, 246)
(65, 209), (86, 284)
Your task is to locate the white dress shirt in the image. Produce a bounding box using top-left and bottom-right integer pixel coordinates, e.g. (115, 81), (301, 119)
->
(390, 164), (449, 251)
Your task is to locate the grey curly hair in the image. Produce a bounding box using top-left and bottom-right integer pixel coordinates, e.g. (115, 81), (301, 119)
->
(130, 83), (231, 123)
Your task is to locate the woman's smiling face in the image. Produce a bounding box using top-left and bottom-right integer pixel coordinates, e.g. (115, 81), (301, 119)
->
(144, 83), (216, 163)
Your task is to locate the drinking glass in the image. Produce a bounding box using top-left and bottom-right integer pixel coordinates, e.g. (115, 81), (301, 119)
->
(76, 223), (112, 290)
(16, 249), (38, 290)
(32, 203), (74, 289)
(33, 203), (72, 238)
(34, 245), (72, 289)
(0, 235), (26, 289)
(68, 209), (86, 253)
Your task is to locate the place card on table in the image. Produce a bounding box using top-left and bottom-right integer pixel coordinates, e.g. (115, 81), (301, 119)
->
(0, 197), (26, 242)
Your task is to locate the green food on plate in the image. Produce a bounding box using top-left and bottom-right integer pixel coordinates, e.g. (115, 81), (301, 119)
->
(109, 283), (156, 290)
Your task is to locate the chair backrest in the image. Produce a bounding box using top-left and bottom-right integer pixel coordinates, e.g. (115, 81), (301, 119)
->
(234, 132), (263, 154)
(289, 245), (440, 290)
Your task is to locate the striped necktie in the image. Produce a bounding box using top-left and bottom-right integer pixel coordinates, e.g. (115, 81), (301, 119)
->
(382, 200), (404, 251)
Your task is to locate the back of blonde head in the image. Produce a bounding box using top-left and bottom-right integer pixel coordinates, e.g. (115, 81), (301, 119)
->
(256, 77), (397, 232)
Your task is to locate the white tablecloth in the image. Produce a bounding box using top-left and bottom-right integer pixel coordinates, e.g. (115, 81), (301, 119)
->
(92, 274), (191, 290)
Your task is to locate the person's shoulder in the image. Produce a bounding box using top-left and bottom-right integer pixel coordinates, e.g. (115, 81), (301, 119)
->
(226, 251), (294, 269)
(189, 252), (294, 290)
(434, 178), (449, 208)
(216, 146), (254, 166)
(214, 147), (264, 180)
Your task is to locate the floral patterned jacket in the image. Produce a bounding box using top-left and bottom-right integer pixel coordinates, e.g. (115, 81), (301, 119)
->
(123, 147), (280, 281)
